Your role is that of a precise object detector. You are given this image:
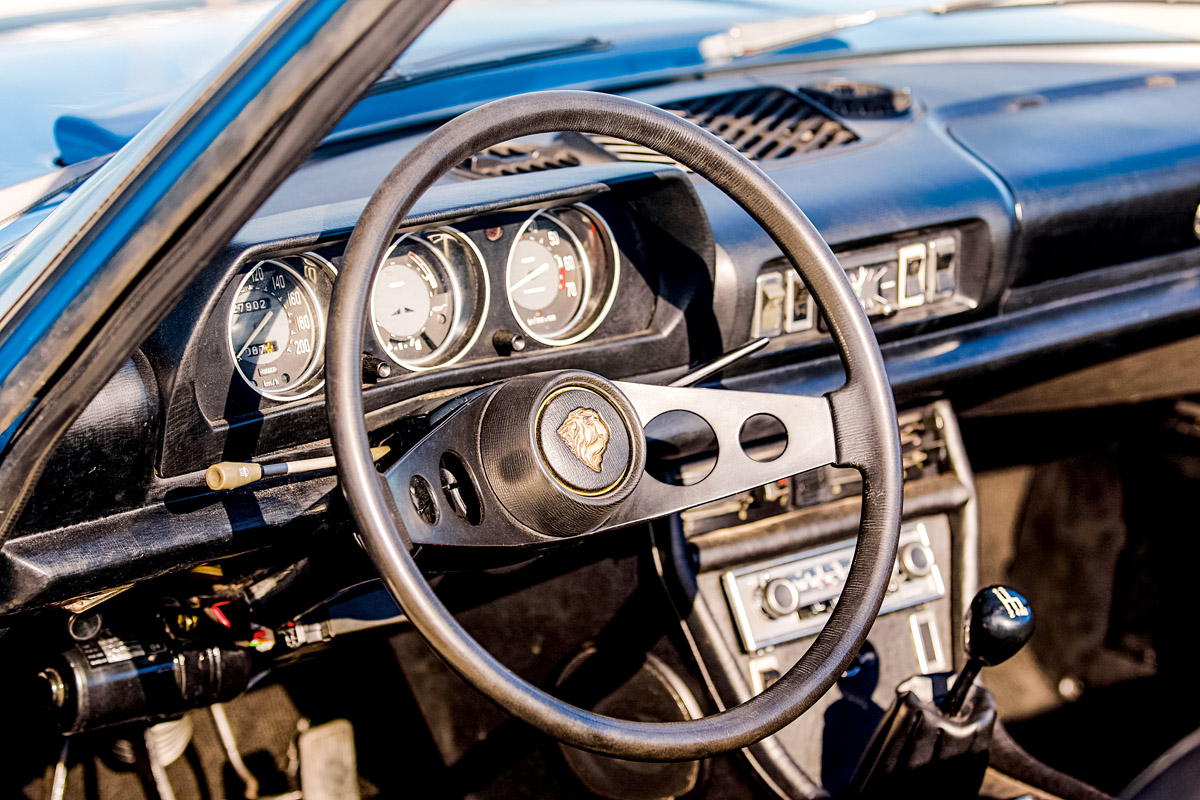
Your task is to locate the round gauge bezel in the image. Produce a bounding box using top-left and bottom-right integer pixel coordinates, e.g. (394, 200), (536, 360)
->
(505, 204), (620, 347)
(227, 255), (334, 401)
(370, 227), (490, 371)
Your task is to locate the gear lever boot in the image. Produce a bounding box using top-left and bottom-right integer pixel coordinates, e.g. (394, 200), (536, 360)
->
(848, 585), (1035, 799)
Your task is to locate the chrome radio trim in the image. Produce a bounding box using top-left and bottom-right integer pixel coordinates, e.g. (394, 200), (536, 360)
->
(722, 518), (947, 653)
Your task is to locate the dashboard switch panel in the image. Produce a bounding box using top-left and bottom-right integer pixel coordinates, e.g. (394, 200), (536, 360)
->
(723, 518), (947, 652)
(753, 224), (974, 351)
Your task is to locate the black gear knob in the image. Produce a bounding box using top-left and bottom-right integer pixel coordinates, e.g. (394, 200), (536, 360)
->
(965, 585), (1035, 667)
(941, 585), (1034, 715)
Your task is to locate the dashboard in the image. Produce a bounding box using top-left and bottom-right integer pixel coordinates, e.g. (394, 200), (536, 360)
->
(5, 45), (1200, 620)
(163, 169), (704, 480)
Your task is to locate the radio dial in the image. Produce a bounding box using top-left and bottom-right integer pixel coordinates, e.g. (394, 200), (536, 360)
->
(762, 578), (801, 619)
(900, 542), (934, 578)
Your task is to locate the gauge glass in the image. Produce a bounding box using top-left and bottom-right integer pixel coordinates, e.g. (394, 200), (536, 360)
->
(506, 214), (591, 342)
(228, 260), (323, 398)
(371, 235), (462, 367)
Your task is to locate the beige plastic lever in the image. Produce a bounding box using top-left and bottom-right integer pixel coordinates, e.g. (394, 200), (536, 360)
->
(206, 446), (391, 491)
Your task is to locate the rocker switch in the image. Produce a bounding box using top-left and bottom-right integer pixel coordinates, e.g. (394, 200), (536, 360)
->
(897, 243), (927, 309)
(928, 235), (957, 298)
(752, 272), (786, 338)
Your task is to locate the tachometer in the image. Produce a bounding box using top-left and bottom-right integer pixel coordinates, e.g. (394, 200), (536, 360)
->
(505, 205), (618, 346)
(228, 258), (327, 399)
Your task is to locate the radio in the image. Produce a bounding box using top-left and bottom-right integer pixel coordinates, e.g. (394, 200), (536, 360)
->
(723, 518), (947, 652)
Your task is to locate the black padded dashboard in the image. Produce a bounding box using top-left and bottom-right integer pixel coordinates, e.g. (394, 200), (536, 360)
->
(6, 45), (1200, 616)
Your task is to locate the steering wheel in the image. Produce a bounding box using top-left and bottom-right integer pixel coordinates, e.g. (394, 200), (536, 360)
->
(326, 91), (901, 761)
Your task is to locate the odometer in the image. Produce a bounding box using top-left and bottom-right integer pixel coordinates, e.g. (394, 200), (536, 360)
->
(228, 259), (324, 399)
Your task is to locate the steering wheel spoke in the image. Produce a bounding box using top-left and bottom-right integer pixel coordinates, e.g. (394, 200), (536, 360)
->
(380, 389), (545, 552)
(605, 381), (836, 527)
(378, 376), (839, 554)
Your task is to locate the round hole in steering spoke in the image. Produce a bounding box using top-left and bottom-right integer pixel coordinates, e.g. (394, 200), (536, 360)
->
(409, 475), (439, 525)
(739, 414), (787, 463)
(643, 411), (717, 487)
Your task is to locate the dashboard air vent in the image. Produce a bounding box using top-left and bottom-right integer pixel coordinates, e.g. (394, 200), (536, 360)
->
(456, 140), (583, 178)
(803, 80), (912, 119)
(588, 87), (858, 168)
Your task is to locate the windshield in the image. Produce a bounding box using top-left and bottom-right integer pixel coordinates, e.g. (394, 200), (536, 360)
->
(2, 0), (1199, 192)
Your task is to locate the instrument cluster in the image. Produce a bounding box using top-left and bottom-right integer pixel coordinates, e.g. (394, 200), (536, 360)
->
(225, 204), (620, 400)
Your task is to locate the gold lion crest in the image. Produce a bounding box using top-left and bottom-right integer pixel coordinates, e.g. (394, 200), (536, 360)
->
(556, 407), (610, 473)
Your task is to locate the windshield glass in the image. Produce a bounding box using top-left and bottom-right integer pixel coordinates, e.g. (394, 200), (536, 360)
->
(2, 0), (1199, 191)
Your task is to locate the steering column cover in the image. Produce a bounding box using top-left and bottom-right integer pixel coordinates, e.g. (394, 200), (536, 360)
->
(327, 91), (901, 760)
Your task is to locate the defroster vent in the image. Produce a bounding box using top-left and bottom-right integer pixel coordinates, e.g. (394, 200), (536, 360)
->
(589, 87), (858, 167)
(455, 140), (583, 178)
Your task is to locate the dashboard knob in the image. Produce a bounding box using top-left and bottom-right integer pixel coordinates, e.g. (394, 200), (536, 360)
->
(899, 542), (934, 578)
(493, 330), (527, 355)
(762, 578), (801, 619)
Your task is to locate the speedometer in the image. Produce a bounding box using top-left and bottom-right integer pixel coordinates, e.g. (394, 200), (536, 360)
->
(228, 259), (325, 399)
(507, 215), (589, 341)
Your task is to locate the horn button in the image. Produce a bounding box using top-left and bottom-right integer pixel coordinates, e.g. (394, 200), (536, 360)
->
(479, 372), (646, 536)
(538, 388), (631, 495)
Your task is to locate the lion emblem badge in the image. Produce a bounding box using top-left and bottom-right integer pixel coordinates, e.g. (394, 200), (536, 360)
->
(556, 408), (610, 473)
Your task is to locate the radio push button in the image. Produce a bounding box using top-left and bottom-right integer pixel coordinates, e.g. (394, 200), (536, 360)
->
(900, 542), (935, 578)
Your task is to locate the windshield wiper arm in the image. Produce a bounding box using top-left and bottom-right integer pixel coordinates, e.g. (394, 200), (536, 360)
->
(699, 0), (1200, 64)
(699, 10), (903, 63)
(376, 36), (611, 90)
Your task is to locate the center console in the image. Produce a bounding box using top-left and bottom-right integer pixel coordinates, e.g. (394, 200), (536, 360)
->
(653, 400), (979, 798)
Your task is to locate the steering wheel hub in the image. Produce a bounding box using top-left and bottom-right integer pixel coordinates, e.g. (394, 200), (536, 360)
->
(479, 371), (646, 536)
(538, 389), (630, 493)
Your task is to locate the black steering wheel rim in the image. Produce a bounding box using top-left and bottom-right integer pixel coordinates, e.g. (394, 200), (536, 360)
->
(327, 90), (902, 761)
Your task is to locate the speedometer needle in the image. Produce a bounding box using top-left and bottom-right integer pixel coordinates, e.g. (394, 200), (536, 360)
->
(507, 262), (551, 293)
(240, 309), (275, 357)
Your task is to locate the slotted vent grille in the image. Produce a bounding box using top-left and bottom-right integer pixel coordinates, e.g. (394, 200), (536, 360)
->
(589, 87), (858, 167)
(455, 141), (582, 178)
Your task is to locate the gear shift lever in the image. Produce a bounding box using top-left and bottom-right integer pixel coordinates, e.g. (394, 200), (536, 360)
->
(851, 585), (1034, 796)
(941, 585), (1035, 715)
